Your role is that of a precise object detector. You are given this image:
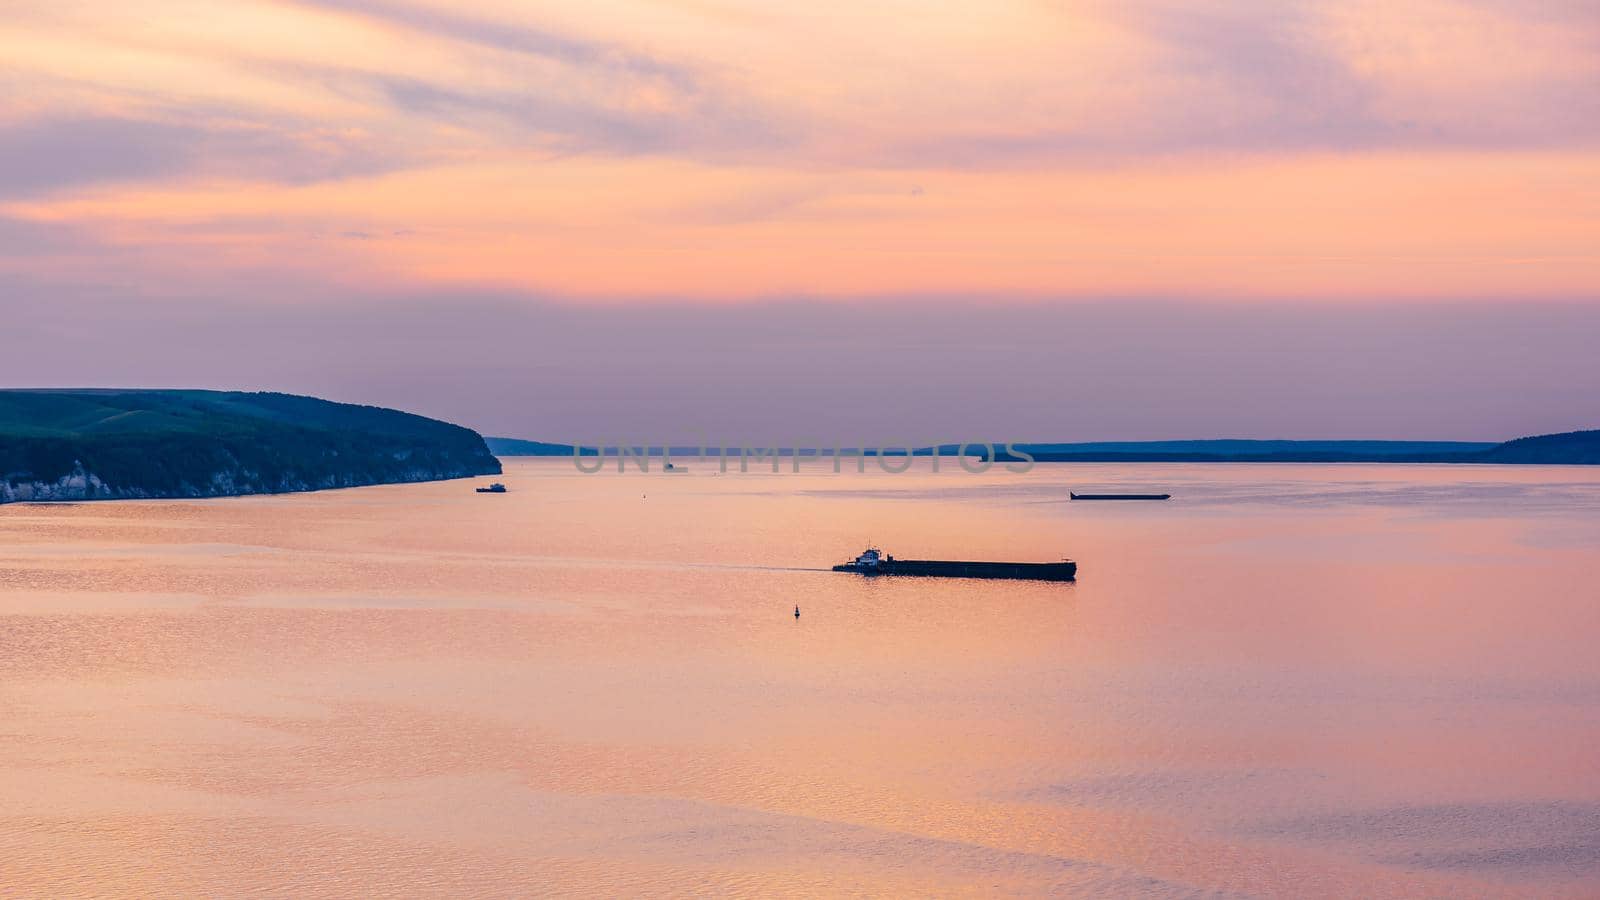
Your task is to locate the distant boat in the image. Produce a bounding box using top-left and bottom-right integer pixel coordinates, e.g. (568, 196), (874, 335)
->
(1070, 492), (1169, 500)
(476, 483), (507, 493)
(833, 547), (1075, 582)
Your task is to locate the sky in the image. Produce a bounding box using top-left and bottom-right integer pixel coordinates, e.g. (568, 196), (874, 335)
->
(2, 0), (1598, 441)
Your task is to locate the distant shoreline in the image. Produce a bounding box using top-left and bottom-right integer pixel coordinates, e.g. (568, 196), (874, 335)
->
(487, 432), (1600, 465)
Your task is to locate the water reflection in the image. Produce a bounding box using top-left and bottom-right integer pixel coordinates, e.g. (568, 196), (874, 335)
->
(2, 460), (1598, 896)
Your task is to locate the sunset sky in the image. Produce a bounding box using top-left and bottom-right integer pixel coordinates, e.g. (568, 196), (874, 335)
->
(3, 0), (1598, 441)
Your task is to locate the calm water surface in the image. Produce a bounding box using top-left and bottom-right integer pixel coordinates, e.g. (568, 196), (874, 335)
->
(3, 460), (1599, 897)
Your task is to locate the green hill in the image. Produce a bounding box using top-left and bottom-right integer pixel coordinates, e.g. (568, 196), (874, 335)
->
(0, 390), (501, 503)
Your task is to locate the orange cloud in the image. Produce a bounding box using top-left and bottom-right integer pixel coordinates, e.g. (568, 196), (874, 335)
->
(1, 0), (1596, 302)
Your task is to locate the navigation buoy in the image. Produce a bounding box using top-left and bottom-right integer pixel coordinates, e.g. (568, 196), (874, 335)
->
(794, 605), (800, 619)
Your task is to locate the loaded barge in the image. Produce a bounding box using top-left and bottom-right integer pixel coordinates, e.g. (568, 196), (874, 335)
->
(833, 547), (1076, 582)
(1070, 492), (1169, 500)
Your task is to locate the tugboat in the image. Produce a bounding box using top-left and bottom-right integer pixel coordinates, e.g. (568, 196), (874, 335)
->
(833, 547), (1075, 581)
(475, 483), (507, 493)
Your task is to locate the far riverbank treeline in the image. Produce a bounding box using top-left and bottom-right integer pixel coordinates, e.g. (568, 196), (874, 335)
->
(487, 432), (1600, 465)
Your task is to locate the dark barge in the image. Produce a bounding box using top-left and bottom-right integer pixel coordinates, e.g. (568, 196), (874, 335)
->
(832, 547), (1076, 582)
(1070, 492), (1169, 500)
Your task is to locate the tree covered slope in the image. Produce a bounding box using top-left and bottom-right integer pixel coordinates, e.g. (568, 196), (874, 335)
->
(0, 390), (501, 502)
(1475, 430), (1600, 464)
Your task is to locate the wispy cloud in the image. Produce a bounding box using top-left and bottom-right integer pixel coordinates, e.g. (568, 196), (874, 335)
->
(285, 0), (697, 84)
(0, 112), (415, 200)
(0, 118), (194, 199)
(1127, 1), (1393, 150)
(0, 0), (1596, 301)
(873, 0), (1600, 166)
